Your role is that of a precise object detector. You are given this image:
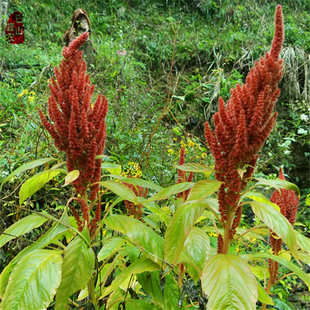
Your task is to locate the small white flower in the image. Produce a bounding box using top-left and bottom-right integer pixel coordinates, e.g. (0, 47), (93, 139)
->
(300, 114), (309, 122)
(284, 149), (290, 155)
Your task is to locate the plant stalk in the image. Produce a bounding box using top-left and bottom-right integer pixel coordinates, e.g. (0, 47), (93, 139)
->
(222, 210), (233, 254)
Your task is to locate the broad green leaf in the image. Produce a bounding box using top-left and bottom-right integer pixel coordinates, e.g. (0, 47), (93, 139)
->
(246, 252), (310, 289)
(236, 227), (269, 241)
(257, 281), (274, 305)
(97, 237), (126, 262)
(50, 161), (66, 170)
(98, 181), (138, 203)
(250, 265), (270, 280)
(165, 202), (206, 265)
(0, 212), (69, 299)
(107, 175), (163, 192)
(0, 213), (47, 248)
(205, 197), (220, 213)
(241, 192), (280, 211)
(142, 200), (171, 226)
(254, 178), (300, 197)
(250, 202), (298, 258)
(125, 299), (162, 310)
(19, 169), (64, 205)
(298, 252), (310, 265)
(102, 163), (122, 176)
(163, 273), (179, 310)
(101, 163), (121, 170)
(295, 230), (310, 253)
(62, 169), (79, 187)
(2, 158), (56, 185)
(178, 227), (210, 283)
(55, 228), (95, 309)
(143, 182), (195, 203)
(136, 271), (163, 308)
(105, 215), (164, 264)
(102, 257), (160, 297)
(1, 250), (62, 310)
(175, 163), (216, 173)
(201, 254), (258, 310)
(186, 180), (222, 202)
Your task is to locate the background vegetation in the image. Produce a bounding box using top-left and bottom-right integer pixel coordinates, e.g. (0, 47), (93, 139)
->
(0, 0), (309, 308)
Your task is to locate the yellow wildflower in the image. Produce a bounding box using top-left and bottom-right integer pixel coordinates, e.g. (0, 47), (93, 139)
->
(188, 140), (195, 148)
(28, 96), (35, 103)
(208, 232), (217, 237)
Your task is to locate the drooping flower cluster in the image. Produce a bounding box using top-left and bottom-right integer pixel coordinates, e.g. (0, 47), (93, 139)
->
(268, 167), (299, 284)
(204, 5), (284, 247)
(177, 147), (194, 200)
(39, 32), (108, 202)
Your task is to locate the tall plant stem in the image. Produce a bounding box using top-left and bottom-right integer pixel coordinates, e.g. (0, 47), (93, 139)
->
(88, 277), (97, 309)
(81, 193), (97, 308)
(261, 260), (276, 310)
(222, 210), (233, 254)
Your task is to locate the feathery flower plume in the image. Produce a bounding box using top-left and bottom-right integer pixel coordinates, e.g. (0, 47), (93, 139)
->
(204, 5), (284, 252)
(39, 32), (108, 230)
(268, 167), (299, 284)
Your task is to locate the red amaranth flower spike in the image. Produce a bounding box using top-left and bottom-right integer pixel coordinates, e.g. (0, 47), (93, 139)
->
(39, 32), (108, 201)
(268, 167), (299, 284)
(204, 5), (284, 250)
(39, 32), (108, 228)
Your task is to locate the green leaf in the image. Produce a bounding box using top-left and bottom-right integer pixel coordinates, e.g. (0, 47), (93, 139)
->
(241, 192), (280, 211)
(19, 169), (64, 205)
(125, 299), (162, 310)
(62, 170), (79, 187)
(163, 273), (179, 309)
(254, 178), (300, 197)
(250, 202), (298, 258)
(298, 251), (310, 265)
(250, 265), (270, 280)
(101, 163), (121, 170)
(172, 127), (183, 135)
(172, 95), (185, 101)
(165, 201), (206, 265)
(102, 163), (122, 175)
(144, 182), (195, 203)
(201, 254), (258, 310)
(178, 227), (210, 282)
(107, 175), (163, 192)
(0, 213), (47, 248)
(1, 158), (56, 185)
(102, 257), (160, 297)
(142, 200), (171, 226)
(246, 252), (310, 289)
(0, 212), (69, 299)
(97, 237), (126, 262)
(175, 163), (216, 173)
(55, 228), (95, 309)
(105, 215), (164, 264)
(186, 180), (222, 202)
(98, 181), (138, 203)
(136, 271), (163, 308)
(1, 250), (62, 310)
(295, 230), (310, 253)
(257, 281), (274, 305)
